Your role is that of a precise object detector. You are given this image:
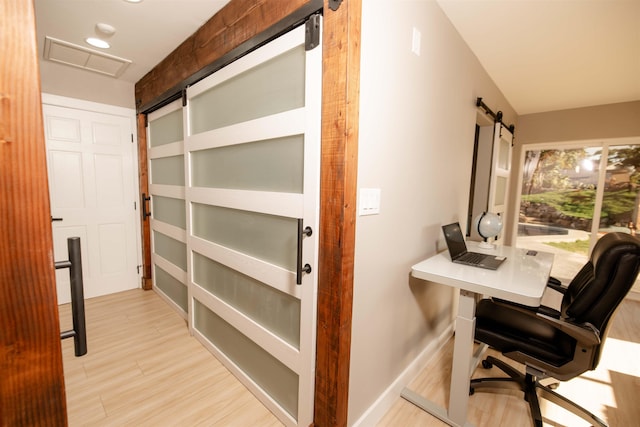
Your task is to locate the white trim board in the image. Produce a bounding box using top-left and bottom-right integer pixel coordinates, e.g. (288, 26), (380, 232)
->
(42, 93), (135, 118)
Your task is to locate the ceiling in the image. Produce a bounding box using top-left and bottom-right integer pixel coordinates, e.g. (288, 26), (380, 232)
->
(438, 0), (640, 115)
(35, 0), (230, 84)
(35, 1), (640, 115)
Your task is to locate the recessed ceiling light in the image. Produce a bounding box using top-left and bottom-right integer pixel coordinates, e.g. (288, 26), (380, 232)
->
(86, 37), (110, 49)
(123, 0), (143, 3)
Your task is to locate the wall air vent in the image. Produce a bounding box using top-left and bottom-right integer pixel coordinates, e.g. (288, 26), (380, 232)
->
(43, 36), (131, 78)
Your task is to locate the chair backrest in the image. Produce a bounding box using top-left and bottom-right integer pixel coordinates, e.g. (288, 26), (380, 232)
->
(562, 232), (640, 334)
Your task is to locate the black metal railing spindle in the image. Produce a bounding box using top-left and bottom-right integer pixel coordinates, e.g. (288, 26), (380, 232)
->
(55, 237), (87, 357)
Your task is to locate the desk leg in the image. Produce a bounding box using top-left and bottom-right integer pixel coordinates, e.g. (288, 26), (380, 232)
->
(448, 290), (477, 426)
(400, 289), (477, 427)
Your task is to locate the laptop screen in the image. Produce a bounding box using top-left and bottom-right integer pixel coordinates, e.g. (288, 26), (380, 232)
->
(442, 222), (468, 259)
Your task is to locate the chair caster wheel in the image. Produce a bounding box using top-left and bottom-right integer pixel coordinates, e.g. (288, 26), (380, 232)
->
(481, 360), (493, 369)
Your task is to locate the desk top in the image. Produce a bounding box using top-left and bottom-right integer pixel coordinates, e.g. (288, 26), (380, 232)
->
(411, 242), (554, 306)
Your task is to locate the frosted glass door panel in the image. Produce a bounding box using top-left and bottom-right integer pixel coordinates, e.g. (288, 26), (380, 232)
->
(190, 46), (305, 135)
(152, 196), (186, 229)
(149, 108), (183, 147)
(194, 300), (299, 419)
(192, 204), (297, 270)
(192, 135), (304, 193)
(148, 100), (188, 319)
(154, 231), (187, 271)
(495, 176), (507, 206)
(498, 138), (511, 170)
(155, 265), (187, 312)
(151, 155), (185, 185)
(193, 252), (300, 347)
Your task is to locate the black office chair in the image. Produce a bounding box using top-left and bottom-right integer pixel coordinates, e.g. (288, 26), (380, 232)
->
(470, 232), (640, 427)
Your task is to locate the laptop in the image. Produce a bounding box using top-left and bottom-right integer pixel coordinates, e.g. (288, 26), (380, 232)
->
(442, 222), (506, 270)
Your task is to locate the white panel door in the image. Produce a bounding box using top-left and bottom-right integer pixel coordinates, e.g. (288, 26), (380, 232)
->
(44, 103), (140, 303)
(488, 124), (513, 213)
(488, 124), (513, 243)
(470, 122), (513, 242)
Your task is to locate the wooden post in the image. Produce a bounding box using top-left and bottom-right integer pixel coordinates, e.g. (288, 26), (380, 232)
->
(314, 1), (361, 425)
(0, 0), (68, 425)
(137, 113), (153, 290)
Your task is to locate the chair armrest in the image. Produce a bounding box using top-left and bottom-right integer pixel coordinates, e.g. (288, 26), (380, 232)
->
(536, 313), (601, 346)
(490, 299), (601, 346)
(537, 305), (561, 318)
(493, 297), (561, 318)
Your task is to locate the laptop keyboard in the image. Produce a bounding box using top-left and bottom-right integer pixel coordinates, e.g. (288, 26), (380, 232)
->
(458, 252), (485, 264)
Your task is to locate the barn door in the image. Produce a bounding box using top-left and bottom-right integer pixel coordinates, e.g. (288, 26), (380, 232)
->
(146, 20), (321, 426)
(185, 22), (321, 426)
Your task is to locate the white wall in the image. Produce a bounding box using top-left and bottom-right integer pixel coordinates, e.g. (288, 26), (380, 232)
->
(40, 61), (135, 109)
(348, 1), (516, 424)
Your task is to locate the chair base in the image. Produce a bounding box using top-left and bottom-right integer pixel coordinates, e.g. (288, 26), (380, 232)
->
(469, 356), (607, 427)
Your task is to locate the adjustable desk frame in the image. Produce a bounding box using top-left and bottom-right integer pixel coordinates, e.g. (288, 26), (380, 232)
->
(403, 243), (554, 427)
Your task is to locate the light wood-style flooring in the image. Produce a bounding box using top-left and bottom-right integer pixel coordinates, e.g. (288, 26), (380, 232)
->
(61, 290), (639, 426)
(59, 289), (282, 426)
(377, 297), (640, 427)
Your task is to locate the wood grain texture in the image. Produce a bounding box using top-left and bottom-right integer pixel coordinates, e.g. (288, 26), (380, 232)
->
(0, 1), (67, 425)
(137, 113), (152, 290)
(314, 1), (361, 426)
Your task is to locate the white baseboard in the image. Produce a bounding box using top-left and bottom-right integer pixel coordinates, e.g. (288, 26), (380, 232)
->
(351, 324), (454, 427)
(351, 289), (639, 426)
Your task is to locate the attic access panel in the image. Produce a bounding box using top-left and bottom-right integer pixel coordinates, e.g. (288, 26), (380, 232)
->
(43, 36), (131, 78)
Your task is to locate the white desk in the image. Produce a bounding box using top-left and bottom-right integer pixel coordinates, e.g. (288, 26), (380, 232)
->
(402, 242), (554, 427)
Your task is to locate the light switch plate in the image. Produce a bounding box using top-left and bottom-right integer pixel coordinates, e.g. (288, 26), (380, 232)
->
(359, 188), (381, 216)
(411, 27), (421, 56)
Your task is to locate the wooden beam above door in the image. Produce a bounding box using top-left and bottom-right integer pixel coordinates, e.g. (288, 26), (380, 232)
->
(134, 0), (319, 112)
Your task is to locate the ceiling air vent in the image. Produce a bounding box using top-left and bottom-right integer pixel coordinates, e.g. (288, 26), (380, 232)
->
(43, 36), (131, 78)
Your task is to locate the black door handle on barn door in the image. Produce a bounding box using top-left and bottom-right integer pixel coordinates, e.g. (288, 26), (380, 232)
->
(142, 193), (151, 220)
(296, 219), (313, 285)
